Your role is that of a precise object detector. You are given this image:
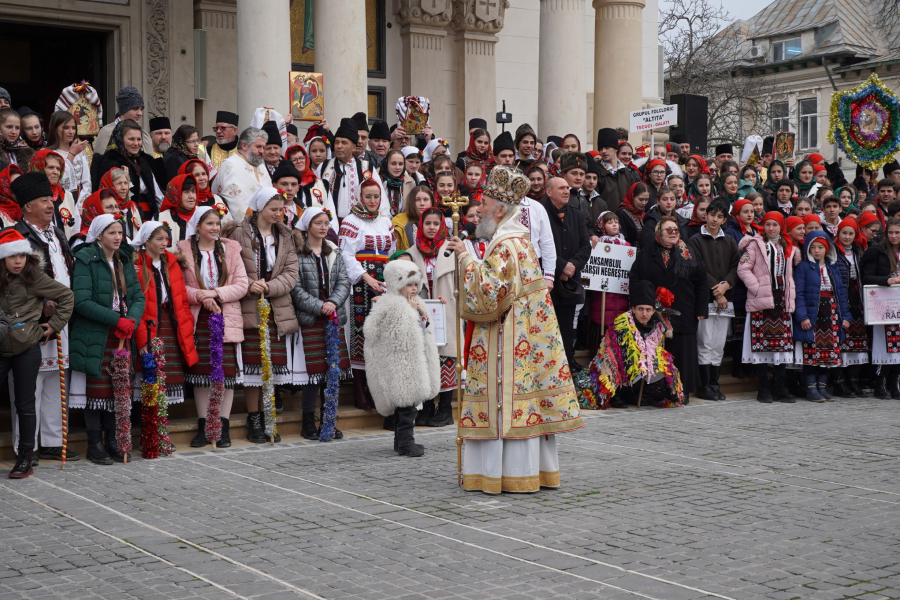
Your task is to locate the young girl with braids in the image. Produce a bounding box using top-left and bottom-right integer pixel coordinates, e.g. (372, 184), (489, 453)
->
(177, 207), (249, 446)
(69, 215), (145, 465)
(225, 187), (299, 443)
(340, 178), (396, 410)
(131, 221), (199, 444)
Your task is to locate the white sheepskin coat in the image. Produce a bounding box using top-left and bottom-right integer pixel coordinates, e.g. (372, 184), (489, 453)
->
(364, 260), (441, 417)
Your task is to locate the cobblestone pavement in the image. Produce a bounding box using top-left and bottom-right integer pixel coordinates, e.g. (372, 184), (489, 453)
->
(2, 392), (900, 599)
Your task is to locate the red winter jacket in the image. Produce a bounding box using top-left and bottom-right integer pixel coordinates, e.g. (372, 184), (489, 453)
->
(133, 249), (200, 368)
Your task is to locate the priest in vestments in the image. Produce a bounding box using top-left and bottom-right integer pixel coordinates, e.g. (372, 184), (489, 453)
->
(447, 166), (585, 495)
(211, 126), (272, 220)
(209, 111), (240, 172)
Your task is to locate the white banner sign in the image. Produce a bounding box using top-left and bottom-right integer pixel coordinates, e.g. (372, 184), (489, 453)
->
(629, 104), (679, 132)
(423, 299), (448, 346)
(864, 285), (900, 325)
(583, 243), (637, 294)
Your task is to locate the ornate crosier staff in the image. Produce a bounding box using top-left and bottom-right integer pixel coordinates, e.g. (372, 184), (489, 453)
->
(441, 191), (468, 487)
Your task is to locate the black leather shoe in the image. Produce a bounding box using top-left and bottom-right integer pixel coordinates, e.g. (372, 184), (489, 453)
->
(86, 442), (113, 465)
(190, 418), (210, 447)
(302, 411), (318, 440)
(217, 418), (231, 448)
(246, 412), (267, 443)
(398, 443), (425, 457)
(832, 379), (855, 398)
(9, 451), (33, 479)
(757, 387), (774, 403)
(38, 446), (81, 461)
(875, 375), (891, 399)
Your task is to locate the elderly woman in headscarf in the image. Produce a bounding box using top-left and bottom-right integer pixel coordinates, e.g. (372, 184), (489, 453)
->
(291, 206), (352, 440)
(628, 215), (709, 402)
(97, 166), (143, 240)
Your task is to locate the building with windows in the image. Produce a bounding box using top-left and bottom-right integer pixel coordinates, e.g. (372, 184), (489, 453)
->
(0, 0), (664, 154)
(732, 0), (899, 165)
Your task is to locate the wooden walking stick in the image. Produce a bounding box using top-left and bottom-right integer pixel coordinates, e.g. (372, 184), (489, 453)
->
(441, 191), (469, 487)
(57, 333), (68, 470)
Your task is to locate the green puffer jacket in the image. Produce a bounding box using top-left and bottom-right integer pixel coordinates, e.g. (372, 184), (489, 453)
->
(70, 243), (145, 376)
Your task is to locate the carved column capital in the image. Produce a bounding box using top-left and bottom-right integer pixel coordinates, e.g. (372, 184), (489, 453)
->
(451, 0), (509, 34)
(396, 0), (454, 28)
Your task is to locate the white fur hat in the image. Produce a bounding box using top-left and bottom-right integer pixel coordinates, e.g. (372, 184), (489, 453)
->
(383, 259), (422, 295)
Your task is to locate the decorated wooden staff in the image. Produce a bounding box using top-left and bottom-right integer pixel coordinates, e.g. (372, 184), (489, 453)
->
(151, 337), (174, 456)
(204, 312), (226, 451)
(57, 333), (68, 470)
(110, 338), (132, 464)
(258, 291), (277, 445)
(319, 312), (341, 442)
(441, 191), (469, 487)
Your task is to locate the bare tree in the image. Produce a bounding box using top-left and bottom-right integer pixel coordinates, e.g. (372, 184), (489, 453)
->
(660, 0), (777, 150)
(873, 0), (900, 46)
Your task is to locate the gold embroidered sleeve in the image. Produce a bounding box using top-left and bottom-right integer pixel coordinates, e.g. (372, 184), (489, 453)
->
(459, 240), (519, 322)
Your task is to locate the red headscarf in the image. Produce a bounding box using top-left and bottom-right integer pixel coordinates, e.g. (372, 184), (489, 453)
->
(465, 132), (495, 171)
(619, 182), (646, 219)
(160, 174), (198, 218)
(730, 199), (759, 235)
(786, 215), (804, 236)
(686, 154), (710, 175)
(285, 144), (317, 187)
(856, 212), (880, 250)
(79, 189), (121, 236)
(99, 167), (140, 214)
(835, 216), (860, 254)
(0, 165), (23, 223)
(178, 159), (212, 205)
(803, 214), (821, 227)
(28, 149), (66, 202)
(644, 159), (668, 185)
(688, 199), (707, 227)
(761, 210), (794, 257)
(415, 207), (450, 258)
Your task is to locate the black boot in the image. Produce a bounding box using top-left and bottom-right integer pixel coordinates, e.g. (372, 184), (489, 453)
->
(732, 341), (747, 378)
(383, 414), (396, 431)
(415, 399), (435, 427)
(848, 365), (864, 397)
(428, 391), (455, 427)
(217, 418), (231, 448)
(709, 365), (726, 400)
(104, 426), (131, 463)
(891, 366), (900, 400)
(806, 370), (825, 402)
(816, 370), (834, 401)
(395, 406), (424, 457)
(9, 448), (33, 479)
(86, 429), (113, 465)
(246, 411), (267, 443)
(757, 365), (773, 403)
(875, 371), (891, 399)
(190, 418), (210, 447)
(38, 446), (81, 462)
(832, 369), (855, 398)
(697, 365), (717, 400)
(301, 411), (318, 440)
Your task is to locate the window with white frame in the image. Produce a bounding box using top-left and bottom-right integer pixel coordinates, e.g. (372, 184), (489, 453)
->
(771, 101), (790, 133)
(773, 38), (802, 61)
(799, 98), (818, 150)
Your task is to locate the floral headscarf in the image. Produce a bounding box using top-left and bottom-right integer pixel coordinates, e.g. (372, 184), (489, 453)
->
(350, 179), (382, 221)
(172, 129), (198, 158)
(178, 159), (212, 205)
(834, 185), (859, 218)
(465, 131), (495, 171)
(160, 174), (198, 218)
(687, 173), (713, 204)
(620, 182), (646, 219)
(99, 167), (139, 214)
(78, 190), (119, 237)
(105, 120), (140, 159)
(654, 217), (693, 268)
(415, 207), (450, 259)
(763, 159), (787, 194)
(792, 159), (816, 195)
(0, 165), (23, 222)
(28, 149), (66, 202)
(740, 164), (762, 192)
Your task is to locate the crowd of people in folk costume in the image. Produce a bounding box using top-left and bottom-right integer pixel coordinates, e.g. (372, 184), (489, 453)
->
(0, 82), (898, 493)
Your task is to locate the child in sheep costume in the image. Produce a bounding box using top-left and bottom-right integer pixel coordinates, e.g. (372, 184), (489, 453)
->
(364, 259), (441, 456)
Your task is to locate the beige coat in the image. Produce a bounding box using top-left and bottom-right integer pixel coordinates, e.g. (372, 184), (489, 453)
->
(226, 217), (300, 338)
(406, 241), (459, 357)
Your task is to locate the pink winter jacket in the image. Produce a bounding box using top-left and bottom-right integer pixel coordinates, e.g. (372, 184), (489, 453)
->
(737, 235), (796, 313)
(177, 237), (250, 342)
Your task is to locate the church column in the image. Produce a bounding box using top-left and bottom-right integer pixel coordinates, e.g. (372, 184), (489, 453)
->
(397, 1), (453, 139)
(452, 0), (508, 146)
(538, 0), (586, 142)
(315, 0), (368, 122)
(236, 0), (291, 122)
(592, 0), (645, 146)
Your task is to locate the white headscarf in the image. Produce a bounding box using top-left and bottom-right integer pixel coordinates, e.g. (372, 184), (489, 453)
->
(247, 187), (282, 214)
(422, 139), (448, 164)
(85, 214), (119, 244)
(185, 206), (214, 239)
(305, 136), (332, 161)
(401, 145), (421, 159)
(297, 206), (326, 232)
(130, 220), (165, 249)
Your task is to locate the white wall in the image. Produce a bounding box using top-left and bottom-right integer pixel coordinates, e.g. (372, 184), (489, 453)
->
(494, 0), (541, 138)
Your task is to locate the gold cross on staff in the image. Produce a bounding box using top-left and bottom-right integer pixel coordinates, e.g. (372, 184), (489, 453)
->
(441, 191), (469, 237)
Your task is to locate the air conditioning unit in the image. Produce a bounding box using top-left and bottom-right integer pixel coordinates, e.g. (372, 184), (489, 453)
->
(748, 45), (764, 59)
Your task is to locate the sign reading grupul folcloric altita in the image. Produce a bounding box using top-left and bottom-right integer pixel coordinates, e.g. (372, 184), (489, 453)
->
(629, 104), (678, 132)
(582, 243), (636, 294)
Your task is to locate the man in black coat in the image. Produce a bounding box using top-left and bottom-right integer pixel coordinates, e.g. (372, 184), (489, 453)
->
(541, 177), (592, 370)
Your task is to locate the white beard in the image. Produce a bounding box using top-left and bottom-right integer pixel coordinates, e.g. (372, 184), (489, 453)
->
(246, 153), (264, 167)
(475, 212), (498, 239)
(157, 142), (171, 153)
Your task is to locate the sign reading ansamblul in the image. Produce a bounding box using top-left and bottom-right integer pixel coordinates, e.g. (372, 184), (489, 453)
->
(629, 104), (678, 132)
(864, 285), (900, 325)
(582, 243), (636, 294)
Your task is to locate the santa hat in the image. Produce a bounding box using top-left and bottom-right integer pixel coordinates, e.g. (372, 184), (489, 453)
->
(0, 229), (35, 260)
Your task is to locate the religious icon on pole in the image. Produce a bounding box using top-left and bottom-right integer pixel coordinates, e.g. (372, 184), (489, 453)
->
(396, 96), (430, 135)
(775, 131), (795, 162)
(290, 72), (324, 121)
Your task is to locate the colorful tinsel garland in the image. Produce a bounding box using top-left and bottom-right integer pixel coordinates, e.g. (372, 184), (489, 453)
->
(140, 351), (160, 459)
(204, 312), (225, 443)
(318, 313), (341, 441)
(258, 298), (277, 440)
(828, 73), (900, 172)
(109, 343), (133, 459)
(151, 337), (174, 456)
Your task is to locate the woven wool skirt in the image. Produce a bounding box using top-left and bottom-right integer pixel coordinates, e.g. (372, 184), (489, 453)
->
(186, 308), (242, 389)
(132, 307), (186, 403)
(242, 310), (291, 386)
(301, 315), (352, 384)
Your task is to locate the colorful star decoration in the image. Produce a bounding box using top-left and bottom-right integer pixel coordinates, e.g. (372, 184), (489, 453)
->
(828, 73), (900, 171)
